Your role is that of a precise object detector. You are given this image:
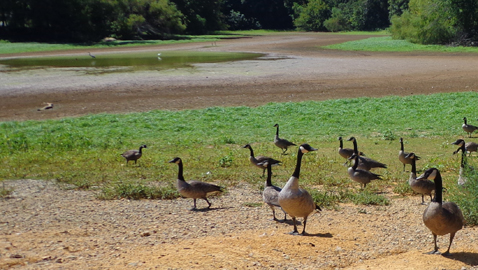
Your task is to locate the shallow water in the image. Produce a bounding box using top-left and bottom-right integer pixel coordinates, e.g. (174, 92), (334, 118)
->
(0, 51), (263, 74)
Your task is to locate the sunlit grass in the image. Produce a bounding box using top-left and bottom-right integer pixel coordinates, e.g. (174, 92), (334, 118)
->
(1, 92), (477, 219)
(323, 36), (478, 53)
(0, 35), (228, 55)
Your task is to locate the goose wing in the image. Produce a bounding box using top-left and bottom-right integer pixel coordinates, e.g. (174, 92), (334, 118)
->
(189, 180), (223, 193)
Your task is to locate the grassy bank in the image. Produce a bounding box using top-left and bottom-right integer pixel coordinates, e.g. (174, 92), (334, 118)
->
(1, 92), (478, 218)
(0, 35), (228, 55)
(324, 36), (478, 53)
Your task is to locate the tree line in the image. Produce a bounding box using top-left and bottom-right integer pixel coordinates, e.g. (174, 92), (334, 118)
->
(0, 0), (476, 45)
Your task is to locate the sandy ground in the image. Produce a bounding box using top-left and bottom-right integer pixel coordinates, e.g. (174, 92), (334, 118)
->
(1, 33), (478, 269)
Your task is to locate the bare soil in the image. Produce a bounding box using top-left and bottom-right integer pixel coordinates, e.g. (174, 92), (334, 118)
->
(1, 33), (478, 269)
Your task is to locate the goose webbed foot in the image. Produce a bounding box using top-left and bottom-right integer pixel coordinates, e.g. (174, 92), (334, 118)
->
(426, 250), (441, 255)
(288, 231), (300, 235)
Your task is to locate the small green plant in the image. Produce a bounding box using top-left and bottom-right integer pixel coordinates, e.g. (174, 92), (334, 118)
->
(0, 184), (13, 198)
(243, 202), (262, 207)
(381, 129), (396, 141)
(219, 155), (233, 168)
(98, 182), (179, 200)
(349, 189), (390, 206)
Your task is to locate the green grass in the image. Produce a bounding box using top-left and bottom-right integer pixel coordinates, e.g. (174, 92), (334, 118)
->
(1, 92), (478, 223)
(0, 35), (230, 55)
(323, 36), (478, 53)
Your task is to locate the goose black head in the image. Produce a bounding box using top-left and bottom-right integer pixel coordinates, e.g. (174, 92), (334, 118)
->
(451, 139), (465, 147)
(273, 123), (279, 127)
(347, 136), (356, 142)
(141, 144), (147, 148)
(417, 168), (439, 181)
(168, 157), (182, 164)
(242, 144), (251, 149)
(338, 136), (343, 141)
(299, 143), (317, 153)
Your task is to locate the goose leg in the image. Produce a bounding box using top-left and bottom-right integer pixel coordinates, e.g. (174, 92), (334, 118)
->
(262, 169), (266, 177)
(190, 199), (198, 210)
(300, 217), (308, 235)
(204, 198), (212, 208)
(403, 164), (406, 172)
(281, 208), (287, 221)
(289, 217), (299, 235)
(421, 194), (425, 204)
(426, 233), (439, 254)
(270, 205), (278, 221)
(443, 232), (457, 256)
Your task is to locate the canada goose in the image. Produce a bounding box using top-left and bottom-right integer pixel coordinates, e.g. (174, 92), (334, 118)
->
(121, 144), (147, 164)
(347, 137), (387, 171)
(399, 137), (420, 171)
(262, 159), (287, 221)
(417, 168), (464, 255)
(453, 140), (478, 157)
(464, 141), (478, 156)
(278, 143), (321, 235)
(243, 144), (281, 177)
(338, 136), (365, 165)
(348, 154), (382, 188)
(169, 157), (223, 210)
(462, 117), (478, 137)
(273, 124), (296, 154)
(452, 139), (474, 185)
(405, 152), (434, 204)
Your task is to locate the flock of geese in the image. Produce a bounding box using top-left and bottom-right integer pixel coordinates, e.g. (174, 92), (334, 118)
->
(119, 120), (478, 255)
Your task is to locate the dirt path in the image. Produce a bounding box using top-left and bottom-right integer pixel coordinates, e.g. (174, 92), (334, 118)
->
(1, 179), (478, 269)
(1, 33), (478, 269)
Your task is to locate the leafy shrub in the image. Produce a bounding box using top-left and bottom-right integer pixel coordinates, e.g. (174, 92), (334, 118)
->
(293, 0), (331, 31)
(324, 8), (349, 32)
(390, 0), (457, 44)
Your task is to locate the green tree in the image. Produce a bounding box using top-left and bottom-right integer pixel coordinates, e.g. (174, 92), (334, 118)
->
(293, 0), (331, 31)
(110, 0), (185, 39)
(323, 7), (349, 32)
(390, 0), (457, 44)
(171, 0), (226, 34)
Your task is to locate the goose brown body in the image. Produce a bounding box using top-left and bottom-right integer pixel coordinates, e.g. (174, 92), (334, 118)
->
(462, 117), (478, 137)
(243, 144), (281, 177)
(262, 160), (287, 221)
(348, 155), (382, 188)
(278, 144), (321, 235)
(169, 157), (223, 210)
(406, 153), (434, 204)
(452, 139), (474, 185)
(273, 124), (296, 154)
(418, 168), (464, 255)
(347, 137), (387, 171)
(398, 138), (420, 171)
(121, 144), (147, 164)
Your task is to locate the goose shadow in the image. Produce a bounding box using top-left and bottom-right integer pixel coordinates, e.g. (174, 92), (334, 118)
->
(304, 232), (333, 238)
(190, 206), (232, 212)
(440, 252), (478, 265)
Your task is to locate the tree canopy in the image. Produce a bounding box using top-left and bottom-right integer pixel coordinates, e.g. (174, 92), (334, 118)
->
(0, 0), (476, 45)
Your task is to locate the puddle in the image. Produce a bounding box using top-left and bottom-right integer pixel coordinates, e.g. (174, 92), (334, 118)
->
(0, 51), (264, 74)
